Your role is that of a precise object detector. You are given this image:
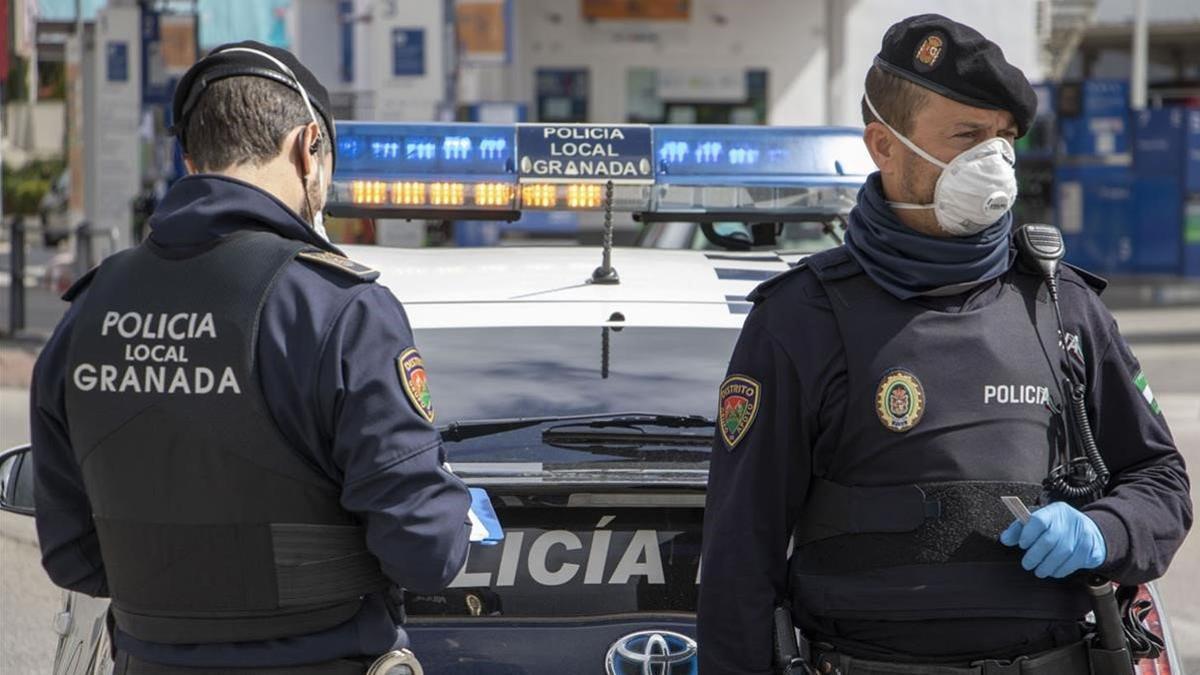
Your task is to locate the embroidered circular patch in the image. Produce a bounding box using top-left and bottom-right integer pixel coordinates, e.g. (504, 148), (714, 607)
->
(875, 369), (925, 432)
(719, 375), (761, 450)
(913, 32), (947, 73)
(397, 347), (435, 423)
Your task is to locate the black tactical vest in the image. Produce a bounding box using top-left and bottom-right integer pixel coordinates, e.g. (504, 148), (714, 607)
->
(788, 247), (1092, 622)
(63, 231), (388, 644)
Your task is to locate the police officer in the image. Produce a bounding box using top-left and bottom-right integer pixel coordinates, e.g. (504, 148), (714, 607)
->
(30, 42), (471, 674)
(699, 15), (1192, 675)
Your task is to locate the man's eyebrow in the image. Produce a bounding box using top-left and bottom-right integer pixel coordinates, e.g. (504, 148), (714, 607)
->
(949, 121), (1018, 134)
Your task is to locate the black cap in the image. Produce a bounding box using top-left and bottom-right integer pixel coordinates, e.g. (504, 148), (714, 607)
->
(874, 14), (1037, 137)
(171, 40), (336, 164)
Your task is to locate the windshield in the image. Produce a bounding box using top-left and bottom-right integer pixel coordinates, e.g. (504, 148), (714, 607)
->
(416, 326), (739, 464)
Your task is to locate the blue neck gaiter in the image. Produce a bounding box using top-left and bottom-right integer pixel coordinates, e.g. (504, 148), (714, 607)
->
(844, 173), (1013, 300)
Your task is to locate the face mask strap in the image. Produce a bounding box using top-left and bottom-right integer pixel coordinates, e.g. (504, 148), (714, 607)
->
(220, 47), (326, 230)
(864, 92), (948, 170)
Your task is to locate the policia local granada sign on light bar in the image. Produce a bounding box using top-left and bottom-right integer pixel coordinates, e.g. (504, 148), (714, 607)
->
(517, 124), (654, 184)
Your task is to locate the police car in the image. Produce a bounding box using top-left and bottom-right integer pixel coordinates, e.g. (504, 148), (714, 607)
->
(0, 122), (1183, 674)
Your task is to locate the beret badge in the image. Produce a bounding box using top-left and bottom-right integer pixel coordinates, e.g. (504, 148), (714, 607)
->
(913, 32), (946, 72)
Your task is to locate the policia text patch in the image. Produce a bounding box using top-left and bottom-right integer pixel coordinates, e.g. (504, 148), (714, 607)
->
(71, 312), (242, 395)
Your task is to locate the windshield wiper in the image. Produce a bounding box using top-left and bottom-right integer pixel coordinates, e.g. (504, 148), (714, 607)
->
(441, 412), (714, 443)
(542, 420), (714, 446)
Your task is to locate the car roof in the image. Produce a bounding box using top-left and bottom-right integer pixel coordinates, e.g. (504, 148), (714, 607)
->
(343, 245), (800, 329)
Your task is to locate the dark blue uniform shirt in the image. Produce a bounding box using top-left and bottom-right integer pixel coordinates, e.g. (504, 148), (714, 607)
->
(31, 175), (472, 667)
(698, 255), (1192, 674)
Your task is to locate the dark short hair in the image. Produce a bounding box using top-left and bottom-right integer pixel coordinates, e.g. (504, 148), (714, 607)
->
(183, 77), (331, 172)
(860, 65), (929, 135)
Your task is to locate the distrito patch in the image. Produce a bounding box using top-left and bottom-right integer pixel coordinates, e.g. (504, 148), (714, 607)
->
(913, 31), (947, 73)
(397, 347), (435, 423)
(876, 369), (926, 432)
(719, 375), (761, 450)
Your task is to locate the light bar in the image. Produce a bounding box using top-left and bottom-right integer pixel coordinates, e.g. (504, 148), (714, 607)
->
(331, 122), (518, 219)
(653, 126), (874, 184)
(518, 183), (619, 210)
(327, 122), (874, 222)
(648, 126), (871, 220)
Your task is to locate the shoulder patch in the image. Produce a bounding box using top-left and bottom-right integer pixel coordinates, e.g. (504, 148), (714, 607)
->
(62, 266), (99, 301)
(296, 250), (379, 282)
(718, 375), (761, 450)
(397, 348), (435, 423)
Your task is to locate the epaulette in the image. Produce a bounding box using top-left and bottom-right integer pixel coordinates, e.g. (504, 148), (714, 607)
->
(748, 246), (860, 302)
(295, 249), (379, 282)
(62, 266), (99, 301)
(1061, 262), (1108, 295)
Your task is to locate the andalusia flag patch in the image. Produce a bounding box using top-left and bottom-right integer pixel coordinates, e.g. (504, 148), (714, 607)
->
(1134, 370), (1162, 415)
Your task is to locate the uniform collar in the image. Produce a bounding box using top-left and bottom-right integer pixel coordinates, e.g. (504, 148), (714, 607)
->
(147, 174), (342, 255)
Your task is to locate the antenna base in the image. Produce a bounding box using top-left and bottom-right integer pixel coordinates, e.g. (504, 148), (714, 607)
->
(590, 266), (620, 285)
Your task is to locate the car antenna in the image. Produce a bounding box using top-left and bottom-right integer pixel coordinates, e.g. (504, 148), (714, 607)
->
(590, 180), (620, 284)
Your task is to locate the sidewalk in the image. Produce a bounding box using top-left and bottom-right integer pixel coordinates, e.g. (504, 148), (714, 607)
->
(1103, 276), (1200, 310)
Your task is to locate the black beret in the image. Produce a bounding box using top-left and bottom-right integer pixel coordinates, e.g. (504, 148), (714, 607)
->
(172, 40), (336, 165)
(874, 14), (1038, 137)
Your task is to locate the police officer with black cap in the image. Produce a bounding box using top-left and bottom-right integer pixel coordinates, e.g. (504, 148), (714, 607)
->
(699, 15), (1192, 675)
(30, 42), (471, 674)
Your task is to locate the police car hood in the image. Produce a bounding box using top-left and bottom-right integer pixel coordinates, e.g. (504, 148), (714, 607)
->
(343, 246), (793, 329)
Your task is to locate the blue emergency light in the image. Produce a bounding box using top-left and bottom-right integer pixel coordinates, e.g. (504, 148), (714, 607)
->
(327, 122), (873, 221)
(333, 122), (518, 218)
(653, 126), (873, 185)
(648, 126), (872, 221)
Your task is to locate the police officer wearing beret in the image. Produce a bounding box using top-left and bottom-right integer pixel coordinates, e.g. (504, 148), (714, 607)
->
(30, 42), (471, 674)
(699, 15), (1191, 675)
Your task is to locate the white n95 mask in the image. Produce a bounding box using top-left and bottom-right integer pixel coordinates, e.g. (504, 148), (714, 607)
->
(865, 93), (1018, 236)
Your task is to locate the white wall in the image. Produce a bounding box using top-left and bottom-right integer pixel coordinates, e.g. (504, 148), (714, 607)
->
(1, 102), (67, 158)
(364, 0), (446, 121)
(1093, 0), (1200, 25)
(291, 0), (1041, 127)
(291, 0), (343, 95)
(87, 5), (142, 250)
(828, 0), (1042, 127)
(512, 0), (829, 125)
(290, 0), (446, 121)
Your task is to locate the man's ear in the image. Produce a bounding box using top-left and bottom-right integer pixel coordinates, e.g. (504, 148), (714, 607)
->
(298, 122), (321, 179)
(863, 122), (897, 175)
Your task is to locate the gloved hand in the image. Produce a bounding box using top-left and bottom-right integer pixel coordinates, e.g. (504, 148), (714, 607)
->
(1000, 501), (1106, 579)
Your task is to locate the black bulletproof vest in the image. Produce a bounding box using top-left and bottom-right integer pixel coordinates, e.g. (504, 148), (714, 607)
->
(789, 248), (1092, 622)
(64, 231), (388, 644)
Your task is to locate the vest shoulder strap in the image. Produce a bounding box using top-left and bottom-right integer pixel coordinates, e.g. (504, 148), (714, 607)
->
(62, 246), (141, 301)
(1061, 262), (1107, 295)
(803, 246), (862, 282)
(296, 249), (379, 282)
(62, 267), (98, 301)
(748, 247), (861, 302)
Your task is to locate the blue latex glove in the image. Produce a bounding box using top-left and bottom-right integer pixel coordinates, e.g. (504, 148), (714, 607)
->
(467, 487), (504, 546)
(999, 502), (1107, 579)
